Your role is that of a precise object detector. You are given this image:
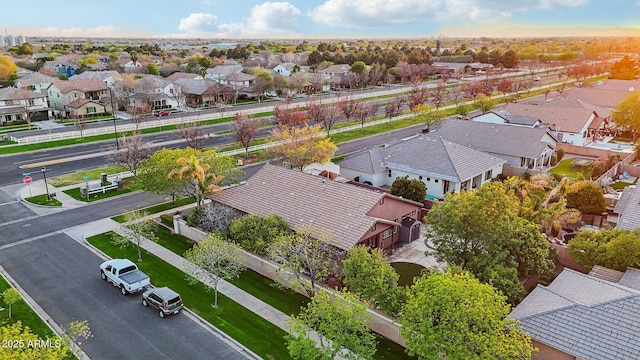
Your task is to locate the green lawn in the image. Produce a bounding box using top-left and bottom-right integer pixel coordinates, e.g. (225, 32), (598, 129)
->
(87, 232), (292, 360)
(612, 178), (638, 190)
(49, 166), (127, 187)
(111, 197), (195, 223)
(63, 178), (142, 202)
(147, 226), (416, 360)
(0, 277), (56, 339)
(548, 158), (592, 179)
(391, 262), (428, 287)
(23, 194), (63, 207)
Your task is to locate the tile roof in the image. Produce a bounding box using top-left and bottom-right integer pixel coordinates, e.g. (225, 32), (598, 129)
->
(619, 268), (640, 291)
(505, 102), (596, 133)
(50, 78), (108, 93)
(432, 118), (555, 159)
(487, 109), (540, 126)
(339, 135), (506, 182)
(174, 78), (219, 95)
(209, 163), (391, 251)
(71, 70), (122, 82)
(0, 87), (47, 101)
(510, 269), (640, 360)
(165, 72), (200, 82)
(616, 186), (640, 231)
(16, 72), (56, 86)
(524, 96), (611, 118)
(206, 64), (243, 76)
(220, 72), (256, 82)
(322, 64), (351, 75)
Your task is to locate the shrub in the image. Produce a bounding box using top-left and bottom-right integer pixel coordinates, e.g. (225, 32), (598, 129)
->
(228, 214), (291, 256)
(556, 148), (565, 162)
(160, 214), (174, 228)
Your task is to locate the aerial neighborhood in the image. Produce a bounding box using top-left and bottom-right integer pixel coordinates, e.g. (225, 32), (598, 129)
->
(1, 31), (640, 360)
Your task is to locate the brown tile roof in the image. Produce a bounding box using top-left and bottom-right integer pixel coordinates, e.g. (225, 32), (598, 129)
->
(209, 163), (391, 250)
(505, 103), (595, 133)
(0, 87), (47, 101)
(51, 78), (108, 93)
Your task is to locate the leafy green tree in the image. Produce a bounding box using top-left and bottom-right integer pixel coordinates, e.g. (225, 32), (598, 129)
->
(0, 55), (18, 87)
(184, 232), (245, 308)
(287, 291), (377, 360)
(269, 125), (337, 171)
(566, 180), (606, 214)
(147, 63), (160, 75)
(400, 270), (533, 360)
(568, 229), (640, 271)
(610, 55), (638, 80)
(474, 93), (496, 113)
(612, 92), (640, 139)
(342, 246), (403, 316)
(425, 181), (555, 303)
(228, 214), (291, 255)
(413, 104), (446, 133)
(389, 175), (426, 202)
(1, 288), (21, 319)
(0, 322), (68, 358)
(501, 49), (519, 68)
(111, 210), (157, 262)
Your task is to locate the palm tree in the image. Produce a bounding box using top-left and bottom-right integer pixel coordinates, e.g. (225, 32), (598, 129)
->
(538, 200), (582, 238)
(167, 154), (224, 209)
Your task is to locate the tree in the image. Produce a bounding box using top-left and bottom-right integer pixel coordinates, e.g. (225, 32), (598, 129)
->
(353, 101), (375, 129)
(269, 125), (337, 171)
(0, 55), (18, 87)
(319, 105), (340, 136)
(413, 104), (445, 133)
(2, 288), (21, 319)
(107, 134), (149, 177)
(167, 151), (229, 209)
(287, 291), (377, 360)
(228, 214), (291, 256)
(568, 229), (640, 271)
(337, 97), (358, 122)
(72, 112), (87, 138)
(139, 148), (187, 201)
(184, 232), (245, 308)
(232, 112), (259, 157)
(125, 103), (151, 133)
(177, 121), (208, 150)
(612, 92), (640, 139)
(112, 210), (157, 262)
(273, 100), (307, 128)
(501, 49), (520, 68)
(425, 181), (555, 303)
(349, 60), (368, 88)
(269, 227), (339, 297)
(400, 270), (534, 360)
(195, 202), (240, 235)
(474, 93), (496, 113)
(0, 322), (68, 358)
(252, 68), (274, 102)
(147, 63), (160, 75)
(342, 246), (403, 316)
(306, 100), (326, 126)
(497, 78), (514, 97)
(566, 180), (606, 215)
(389, 175), (426, 202)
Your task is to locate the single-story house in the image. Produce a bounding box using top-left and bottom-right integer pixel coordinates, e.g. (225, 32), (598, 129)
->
(510, 268), (640, 360)
(505, 98), (610, 146)
(473, 109), (541, 128)
(173, 78), (231, 107)
(208, 164), (424, 254)
(339, 134), (507, 199)
(431, 118), (557, 171)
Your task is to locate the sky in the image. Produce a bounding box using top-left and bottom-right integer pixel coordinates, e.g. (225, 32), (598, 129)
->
(2, 0), (639, 39)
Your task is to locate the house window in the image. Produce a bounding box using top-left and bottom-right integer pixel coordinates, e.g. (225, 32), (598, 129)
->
(412, 210), (417, 216)
(427, 177), (431, 181)
(87, 107), (96, 113)
(485, 170), (492, 180)
(435, 179), (439, 183)
(383, 228), (393, 239)
(419, 176), (422, 180)
(388, 170), (392, 177)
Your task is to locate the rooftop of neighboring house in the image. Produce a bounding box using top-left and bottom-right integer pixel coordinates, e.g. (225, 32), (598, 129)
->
(561, 80), (640, 109)
(340, 134), (507, 182)
(220, 72), (255, 82)
(614, 185), (640, 231)
(0, 87), (48, 101)
(206, 64), (243, 76)
(510, 268), (640, 360)
(165, 72), (201, 82)
(522, 96), (611, 118)
(67, 98), (99, 108)
(71, 70), (122, 83)
(173, 78), (219, 95)
(431, 118), (556, 159)
(136, 75), (172, 90)
(481, 109), (541, 126)
(16, 72), (57, 86)
(505, 102), (597, 133)
(208, 163), (420, 251)
(49, 78), (109, 93)
(321, 64), (351, 75)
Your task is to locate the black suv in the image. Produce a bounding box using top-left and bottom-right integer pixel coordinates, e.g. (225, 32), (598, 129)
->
(141, 287), (184, 318)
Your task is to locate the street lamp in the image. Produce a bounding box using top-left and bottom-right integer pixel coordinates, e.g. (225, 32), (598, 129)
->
(110, 88), (119, 151)
(41, 167), (50, 201)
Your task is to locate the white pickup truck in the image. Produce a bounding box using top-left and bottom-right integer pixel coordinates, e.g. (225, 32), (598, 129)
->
(100, 259), (151, 295)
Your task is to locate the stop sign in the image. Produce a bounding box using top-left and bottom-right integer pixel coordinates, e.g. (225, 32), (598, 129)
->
(23, 175), (32, 184)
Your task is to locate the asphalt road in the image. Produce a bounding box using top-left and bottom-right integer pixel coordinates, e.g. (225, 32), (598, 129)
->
(0, 188), (251, 359)
(0, 233), (249, 360)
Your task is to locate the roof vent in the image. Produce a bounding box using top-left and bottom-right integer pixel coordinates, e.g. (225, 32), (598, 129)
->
(630, 87), (635, 92)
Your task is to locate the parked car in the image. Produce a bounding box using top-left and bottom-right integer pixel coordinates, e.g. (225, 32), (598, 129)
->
(100, 259), (151, 295)
(533, 76), (541, 81)
(142, 287), (184, 318)
(155, 110), (171, 116)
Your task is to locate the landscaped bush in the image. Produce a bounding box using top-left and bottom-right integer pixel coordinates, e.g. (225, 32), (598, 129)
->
(591, 154), (620, 179)
(228, 214), (291, 256)
(160, 214), (174, 228)
(192, 202), (241, 235)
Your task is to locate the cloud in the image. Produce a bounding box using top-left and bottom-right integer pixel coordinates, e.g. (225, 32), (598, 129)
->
(309, 0), (587, 28)
(178, 13), (221, 33)
(178, 2), (300, 37)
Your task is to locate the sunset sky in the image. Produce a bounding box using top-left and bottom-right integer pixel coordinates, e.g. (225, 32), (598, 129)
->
(2, 0), (639, 39)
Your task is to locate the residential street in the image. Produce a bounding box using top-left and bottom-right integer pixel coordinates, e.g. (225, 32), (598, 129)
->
(0, 187), (254, 359)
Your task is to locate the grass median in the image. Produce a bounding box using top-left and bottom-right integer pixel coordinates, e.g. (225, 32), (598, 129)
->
(87, 232), (292, 360)
(23, 194), (63, 207)
(0, 277), (56, 339)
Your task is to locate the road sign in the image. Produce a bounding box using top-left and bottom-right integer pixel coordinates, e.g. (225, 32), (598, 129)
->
(23, 176), (32, 184)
